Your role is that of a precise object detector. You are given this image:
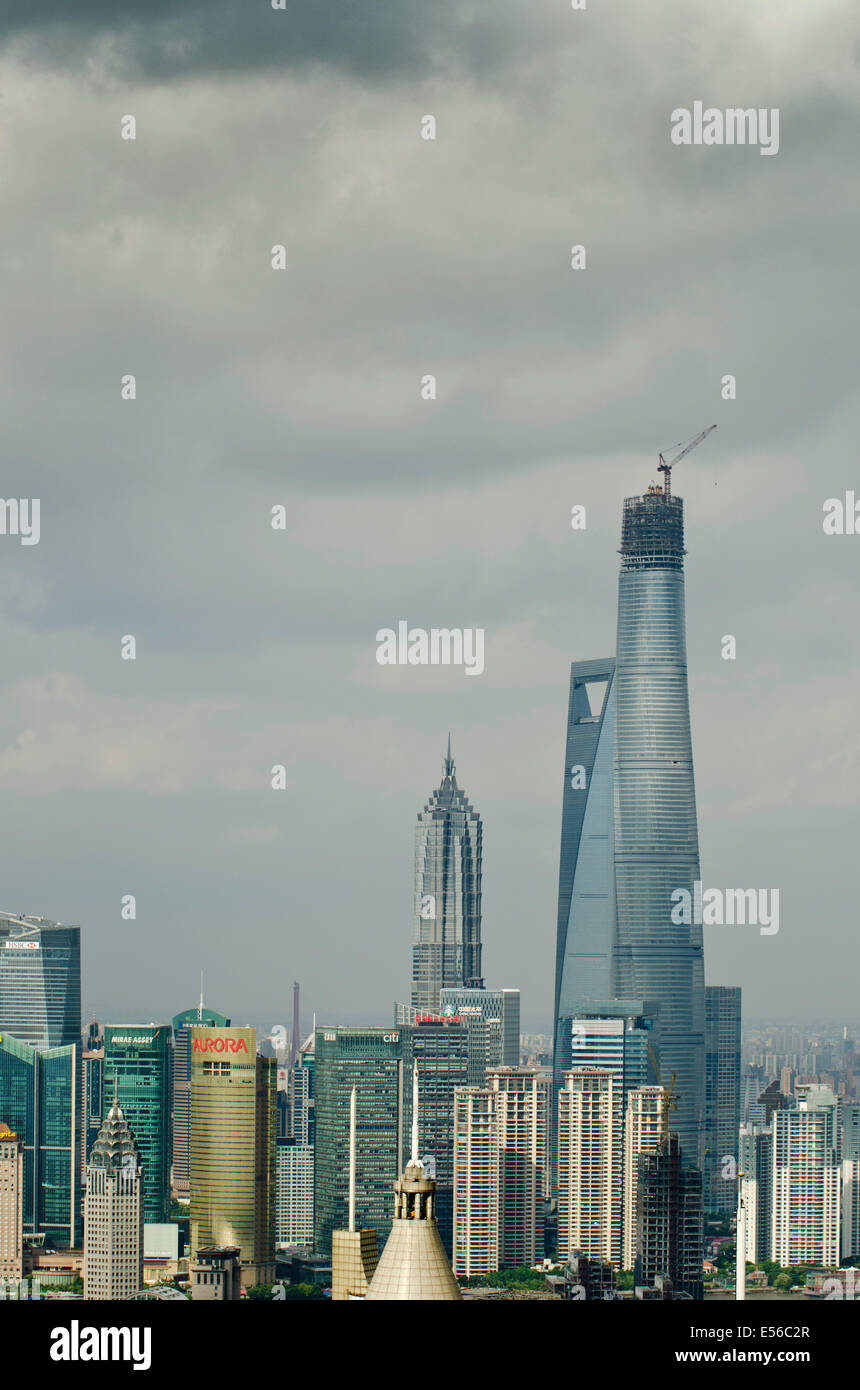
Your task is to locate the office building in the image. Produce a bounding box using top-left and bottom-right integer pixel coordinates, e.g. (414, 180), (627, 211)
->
(439, 986), (520, 1076)
(286, 1034), (315, 1145)
(412, 739), (482, 1012)
(83, 1097), (144, 1300)
(0, 913), (81, 1050)
(771, 1086), (840, 1266)
(634, 1133), (704, 1300)
(314, 1027), (411, 1257)
(190, 1245), (242, 1301)
(275, 1137), (314, 1247)
(0, 1031), (81, 1248)
(80, 1050), (104, 1184)
(104, 1024), (172, 1224)
(841, 1102), (860, 1260)
(171, 1002), (230, 1199)
(189, 1026), (276, 1280)
(0, 1123), (24, 1281)
(554, 659), (617, 1073)
(704, 986), (742, 1211)
(412, 1015), (470, 1253)
(453, 1068), (548, 1276)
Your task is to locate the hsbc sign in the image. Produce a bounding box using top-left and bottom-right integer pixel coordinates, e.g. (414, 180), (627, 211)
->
(192, 1035), (249, 1054)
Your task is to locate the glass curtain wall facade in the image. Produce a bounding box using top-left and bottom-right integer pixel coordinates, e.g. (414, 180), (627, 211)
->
(613, 491), (705, 1165)
(0, 1031), (80, 1246)
(104, 1024), (172, 1223)
(553, 661), (617, 1093)
(189, 1026), (275, 1264)
(0, 914), (81, 1049)
(412, 741), (482, 1012)
(313, 1027), (411, 1257)
(704, 985), (742, 1210)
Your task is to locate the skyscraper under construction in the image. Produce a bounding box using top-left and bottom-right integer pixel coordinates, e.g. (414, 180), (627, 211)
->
(555, 477), (706, 1168)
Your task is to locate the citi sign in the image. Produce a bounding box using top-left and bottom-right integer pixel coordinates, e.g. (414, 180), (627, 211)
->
(192, 1036), (249, 1054)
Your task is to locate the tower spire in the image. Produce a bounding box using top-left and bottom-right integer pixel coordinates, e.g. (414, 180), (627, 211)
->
(444, 733), (454, 779)
(198, 969), (204, 1022)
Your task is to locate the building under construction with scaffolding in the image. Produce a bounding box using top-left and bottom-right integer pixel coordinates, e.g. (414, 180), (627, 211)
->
(634, 1133), (704, 1299)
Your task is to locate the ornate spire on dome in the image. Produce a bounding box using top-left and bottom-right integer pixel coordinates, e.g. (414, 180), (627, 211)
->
(89, 1098), (141, 1172)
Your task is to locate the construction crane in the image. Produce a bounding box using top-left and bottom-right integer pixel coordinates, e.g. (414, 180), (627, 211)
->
(657, 423), (717, 498)
(646, 1040), (678, 1146)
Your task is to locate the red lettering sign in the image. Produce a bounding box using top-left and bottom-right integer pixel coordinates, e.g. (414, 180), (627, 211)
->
(192, 1035), (249, 1054)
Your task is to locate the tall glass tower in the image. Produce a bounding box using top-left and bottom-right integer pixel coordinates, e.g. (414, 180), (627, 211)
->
(412, 739), (482, 1013)
(0, 913), (81, 1049)
(613, 488), (705, 1165)
(554, 486), (705, 1169)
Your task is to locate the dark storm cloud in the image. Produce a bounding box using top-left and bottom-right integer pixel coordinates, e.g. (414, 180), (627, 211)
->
(0, 0), (549, 84)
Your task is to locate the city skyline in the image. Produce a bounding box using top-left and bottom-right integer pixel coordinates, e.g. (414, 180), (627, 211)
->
(2, 4), (859, 1030)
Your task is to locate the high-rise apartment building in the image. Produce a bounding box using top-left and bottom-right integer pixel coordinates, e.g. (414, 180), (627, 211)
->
(704, 986), (742, 1211)
(556, 1003), (655, 1266)
(0, 1123), (24, 1282)
(739, 1124), (773, 1264)
(171, 1003), (230, 1200)
(314, 1027), (412, 1257)
(558, 1069), (617, 1264)
(452, 1068), (548, 1276)
(83, 1099), (144, 1300)
(0, 1031), (81, 1247)
(634, 1133), (704, 1299)
(554, 481), (706, 1168)
(412, 741), (482, 1012)
(622, 1085), (665, 1271)
(104, 1024), (172, 1224)
(275, 1137), (314, 1247)
(189, 1026), (276, 1279)
(771, 1086), (840, 1266)
(0, 914), (81, 1049)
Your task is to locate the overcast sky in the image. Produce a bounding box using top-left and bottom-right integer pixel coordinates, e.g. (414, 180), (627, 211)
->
(1, 0), (858, 1033)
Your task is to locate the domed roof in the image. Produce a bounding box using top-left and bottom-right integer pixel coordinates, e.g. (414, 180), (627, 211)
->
(89, 1100), (141, 1172)
(366, 1163), (462, 1302)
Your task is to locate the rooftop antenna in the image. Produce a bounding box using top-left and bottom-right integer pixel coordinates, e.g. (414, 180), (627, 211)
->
(657, 424), (716, 498)
(290, 981), (300, 1067)
(197, 970), (204, 1022)
(348, 1086), (357, 1233)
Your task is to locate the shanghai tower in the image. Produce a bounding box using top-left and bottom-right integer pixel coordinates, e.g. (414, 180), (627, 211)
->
(613, 486), (705, 1165)
(554, 482), (705, 1166)
(412, 738), (483, 1012)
